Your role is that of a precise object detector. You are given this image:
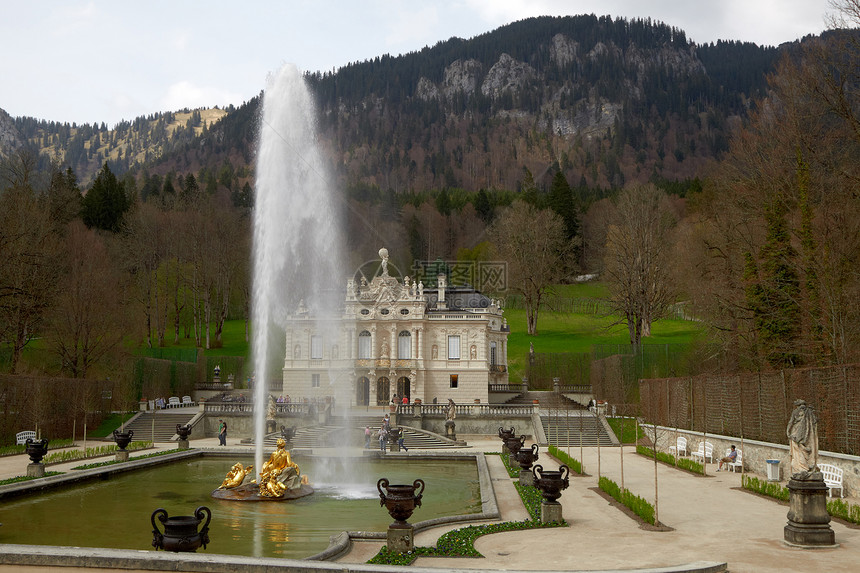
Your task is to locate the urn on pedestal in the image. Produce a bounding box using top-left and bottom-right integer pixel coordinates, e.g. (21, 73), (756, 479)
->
(151, 506), (211, 552)
(378, 477), (425, 553)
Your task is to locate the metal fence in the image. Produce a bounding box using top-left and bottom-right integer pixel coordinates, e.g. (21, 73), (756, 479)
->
(526, 352), (591, 389)
(0, 375), (116, 443)
(640, 364), (860, 456)
(590, 343), (723, 404)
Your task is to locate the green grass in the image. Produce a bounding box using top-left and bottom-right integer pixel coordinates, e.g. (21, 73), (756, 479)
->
(139, 319), (250, 358)
(88, 412), (137, 438)
(504, 306), (704, 380)
(606, 417), (638, 444)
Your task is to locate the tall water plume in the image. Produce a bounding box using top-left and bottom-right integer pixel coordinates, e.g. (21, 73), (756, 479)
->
(251, 64), (343, 477)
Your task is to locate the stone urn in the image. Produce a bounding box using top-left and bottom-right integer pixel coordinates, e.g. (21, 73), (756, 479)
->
(25, 438), (49, 464)
(176, 424), (192, 440)
(151, 506), (211, 552)
(505, 434), (526, 456)
(113, 429), (134, 450)
(498, 426), (516, 441)
(532, 464), (570, 503)
(515, 443), (539, 471)
(280, 425), (295, 443)
(377, 478), (425, 527)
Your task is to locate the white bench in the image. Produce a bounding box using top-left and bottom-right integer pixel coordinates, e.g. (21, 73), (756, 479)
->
(182, 395), (194, 406)
(168, 397), (181, 408)
(690, 441), (714, 464)
(819, 463), (844, 498)
(727, 448), (743, 472)
(16, 430), (36, 445)
(668, 436), (688, 457)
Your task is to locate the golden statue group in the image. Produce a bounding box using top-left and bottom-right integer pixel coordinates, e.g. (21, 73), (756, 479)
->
(213, 438), (312, 501)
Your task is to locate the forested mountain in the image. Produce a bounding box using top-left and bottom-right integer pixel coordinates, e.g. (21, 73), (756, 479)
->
(2, 15), (786, 193)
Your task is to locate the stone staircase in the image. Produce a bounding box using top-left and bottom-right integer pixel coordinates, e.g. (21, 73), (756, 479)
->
(262, 415), (460, 450)
(115, 410), (198, 442)
(541, 413), (615, 447)
(505, 390), (585, 410)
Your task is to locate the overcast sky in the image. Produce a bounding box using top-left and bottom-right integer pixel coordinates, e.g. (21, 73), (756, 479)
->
(0, 0), (834, 127)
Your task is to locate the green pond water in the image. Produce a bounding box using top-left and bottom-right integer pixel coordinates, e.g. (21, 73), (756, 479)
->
(0, 457), (480, 559)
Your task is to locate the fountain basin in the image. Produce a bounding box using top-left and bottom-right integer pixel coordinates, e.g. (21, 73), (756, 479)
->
(0, 452), (483, 560)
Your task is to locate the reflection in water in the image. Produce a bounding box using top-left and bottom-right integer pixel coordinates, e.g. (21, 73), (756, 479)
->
(0, 457), (480, 559)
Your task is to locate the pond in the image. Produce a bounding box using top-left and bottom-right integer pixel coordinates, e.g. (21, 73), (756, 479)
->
(0, 456), (481, 559)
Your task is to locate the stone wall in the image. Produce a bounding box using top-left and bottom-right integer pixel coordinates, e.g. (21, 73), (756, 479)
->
(646, 425), (860, 496)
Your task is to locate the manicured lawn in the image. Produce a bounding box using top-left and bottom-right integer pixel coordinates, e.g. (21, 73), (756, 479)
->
(504, 304), (705, 381)
(140, 319), (250, 358)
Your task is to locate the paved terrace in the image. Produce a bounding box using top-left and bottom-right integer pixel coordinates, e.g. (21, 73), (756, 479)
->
(0, 435), (858, 572)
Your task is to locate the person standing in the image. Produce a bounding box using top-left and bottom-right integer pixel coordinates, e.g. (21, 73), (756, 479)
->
(364, 426), (371, 449)
(218, 419), (227, 446)
(378, 426), (388, 452)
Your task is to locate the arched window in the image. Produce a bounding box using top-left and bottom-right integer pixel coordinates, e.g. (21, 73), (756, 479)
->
(398, 330), (411, 359)
(358, 331), (371, 359)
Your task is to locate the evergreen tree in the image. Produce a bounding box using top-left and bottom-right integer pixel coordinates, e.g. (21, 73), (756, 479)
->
(758, 201), (801, 367)
(80, 163), (129, 233)
(548, 170), (578, 239)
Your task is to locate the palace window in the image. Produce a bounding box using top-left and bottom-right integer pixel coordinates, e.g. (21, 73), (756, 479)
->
(311, 335), (323, 360)
(398, 331), (412, 359)
(311, 374), (320, 387)
(447, 335), (460, 360)
(490, 341), (497, 366)
(450, 374), (458, 388)
(358, 331), (371, 359)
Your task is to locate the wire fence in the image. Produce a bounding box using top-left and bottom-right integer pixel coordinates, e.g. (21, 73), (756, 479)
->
(0, 375), (117, 443)
(639, 364), (860, 456)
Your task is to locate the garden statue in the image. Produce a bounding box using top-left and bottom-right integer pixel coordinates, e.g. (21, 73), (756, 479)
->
(784, 399), (835, 547)
(218, 463), (254, 489)
(257, 438), (306, 498)
(787, 399), (819, 479)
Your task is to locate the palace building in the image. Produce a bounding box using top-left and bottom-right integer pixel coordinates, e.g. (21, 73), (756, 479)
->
(281, 248), (509, 406)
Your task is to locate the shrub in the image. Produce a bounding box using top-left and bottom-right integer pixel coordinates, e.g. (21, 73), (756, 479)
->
(0, 471), (63, 485)
(636, 445), (703, 475)
(547, 445), (583, 475)
(43, 441), (153, 465)
(598, 475), (656, 525)
(741, 475), (789, 501)
(827, 498), (860, 525)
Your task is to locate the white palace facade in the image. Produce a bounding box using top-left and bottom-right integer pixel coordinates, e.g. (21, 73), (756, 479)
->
(282, 249), (509, 406)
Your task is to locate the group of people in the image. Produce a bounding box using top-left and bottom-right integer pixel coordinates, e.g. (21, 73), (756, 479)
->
(365, 412), (408, 452)
(275, 395), (291, 403)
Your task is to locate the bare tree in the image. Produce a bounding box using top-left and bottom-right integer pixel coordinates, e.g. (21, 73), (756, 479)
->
(603, 184), (677, 346)
(0, 183), (60, 372)
(490, 200), (576, 335)
(48, 221), (128, 378)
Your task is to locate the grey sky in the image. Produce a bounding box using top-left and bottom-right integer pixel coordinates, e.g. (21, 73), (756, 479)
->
(0, 0), (833, 127)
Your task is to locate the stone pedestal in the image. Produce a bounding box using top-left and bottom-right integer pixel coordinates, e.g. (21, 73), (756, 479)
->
(519, 469), (534, 486)
(178, 439), (190, 450)
(115, 450), (129, 463)
(541, 501), (563, 524)
(445, 420), (456, 441)
(389, 440), (400, 452)
(784, 473), (837, 547)
(27, 463), (45, 478)
(387, 525), (414, 553)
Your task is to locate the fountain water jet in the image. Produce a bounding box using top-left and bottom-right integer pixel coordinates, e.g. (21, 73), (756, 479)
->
(251, 63), (343, 478)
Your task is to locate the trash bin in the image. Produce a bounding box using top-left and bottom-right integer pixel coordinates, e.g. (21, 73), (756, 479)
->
(766, 459), (780, 481)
